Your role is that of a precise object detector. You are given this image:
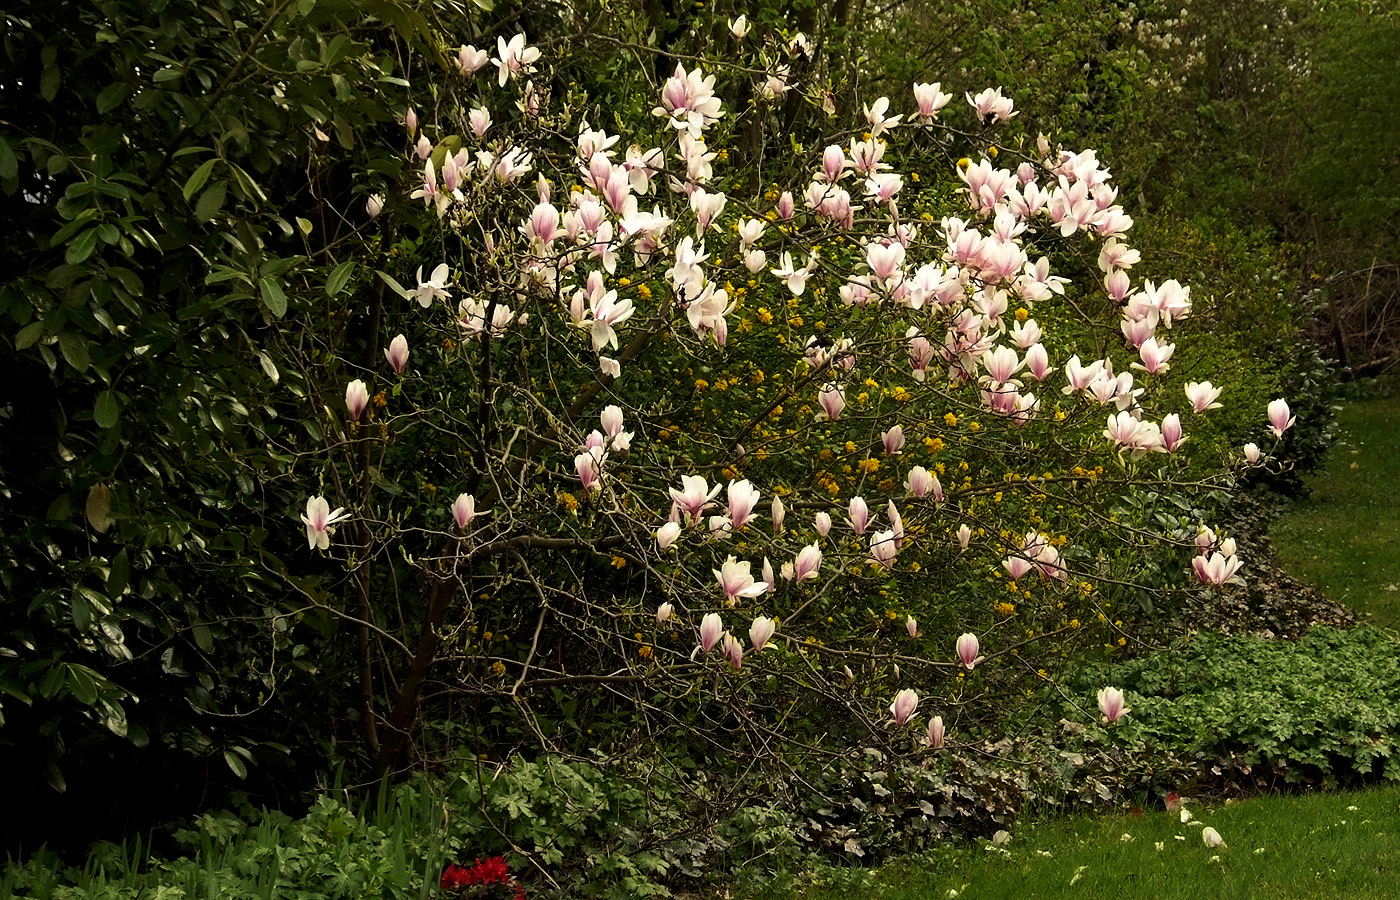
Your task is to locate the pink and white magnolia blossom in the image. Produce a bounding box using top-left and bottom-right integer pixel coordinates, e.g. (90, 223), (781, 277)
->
(715, 555), (769, 604)
(883, 424), (905, 456)
(870, 529), (897, 569)
(966, 87), (1017, 123)
(814, 511), (833, 538)
(384, 334), (409, 374)
(913, 82), (953, 119)
(771, 495), (786, 534)
(817, 383), (846, 421)
(301, 496), (349, 551)
(888, 500), (905, 549)
(722, 631), (745, 669)
(1243, 442), (1263, 465)
(927, 715), (945, 749)
(656, 521), (681, 550)
(1098, 687), (1130, 724)
(410, 263), (451, 308)
(848, 496), (870, 535)
(1105, 411), (1166, 457)
(671, 475), (721, 525)
(863, 96), (902, 137)
(956, 632), (983, 669)
(699, 612), (723, 652)
(1186, 381), (1223, 413)
(957, 523), (973, 549)
(749, 615), (776, 652)
(656, 602), (674, 624)
(575, 449), (604, 493)
(1267, 398), (1295, 438)
(1062, 354), (1105, 394)
(1133, 337), (1175, 375)
(725, 479), (760, 530)
(793, 543), (823, 582)
(771, 251), (813, 296)
(1025, 343), (1053, 381)
(492, 33), (540, 87)
(1193, 551), (1243, 587)
(906, 615), (919, 638)
(890, 688), (919, 726)
(906, 466), (936, 498)
(451, 493), (477, 530)
(1161, 413), (1185, 453)
(345, 379), (368, 421)
(1003, 553), (1034, 580)
(653, 64), (723, 137)
(457, 45), (488, 76)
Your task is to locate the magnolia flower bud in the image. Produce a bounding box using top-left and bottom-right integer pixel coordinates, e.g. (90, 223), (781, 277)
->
(927, 715), (945, 749)
(749, 615), (775, 651)
(699, 612), (723, 652)
(956, 632), (981, 669)
(451, 493), (476, 530)
(889, 688), (919, 726)
(656, 521), (682, 550)
(1097, 686), (1130, 724)
(345, 379), (369, 420)
(366, 193), (384, 219)
(384, 334), (408, 374)
(656, 602), (674, 624)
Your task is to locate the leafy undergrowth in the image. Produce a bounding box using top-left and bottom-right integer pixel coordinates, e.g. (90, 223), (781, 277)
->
(1270, 395), (1400, 629)
(744, 784), (1400, 900)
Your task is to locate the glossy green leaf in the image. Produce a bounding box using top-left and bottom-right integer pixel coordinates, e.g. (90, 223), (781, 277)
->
(65, 227), (99, 265)
(182, 158), (217, 202)
(260, 275), (288, 318)
(94, 390), (119, 428)
(194, 181), (227, 222)
(57, 332), (90, 372)
(223, 749), (248, 779)
(326, 260), (355, 297)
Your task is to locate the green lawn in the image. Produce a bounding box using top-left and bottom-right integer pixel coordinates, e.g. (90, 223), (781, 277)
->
(752, 786), (1400, 900)
(1270, 396), (1400, 629)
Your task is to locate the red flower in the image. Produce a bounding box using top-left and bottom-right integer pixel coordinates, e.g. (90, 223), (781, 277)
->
(440, 857), (525, 898)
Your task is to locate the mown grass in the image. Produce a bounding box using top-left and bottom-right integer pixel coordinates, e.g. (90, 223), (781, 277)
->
(1270, 395), (1400, 629)
(753, 785), (1400, 900)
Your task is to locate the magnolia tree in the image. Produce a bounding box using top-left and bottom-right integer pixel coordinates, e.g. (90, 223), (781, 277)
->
(288, 27), (1296, 778)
